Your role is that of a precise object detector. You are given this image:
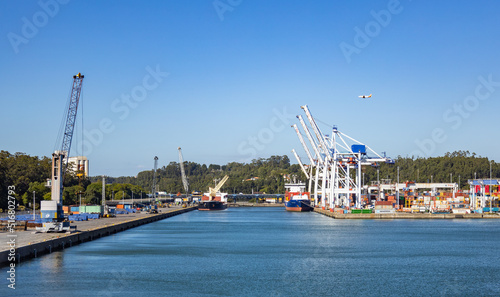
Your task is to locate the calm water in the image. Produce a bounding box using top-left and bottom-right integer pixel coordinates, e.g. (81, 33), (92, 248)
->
(4, 208), (500, 296)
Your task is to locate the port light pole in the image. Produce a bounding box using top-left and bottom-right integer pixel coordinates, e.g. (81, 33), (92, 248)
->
(33, 191), (36, 221)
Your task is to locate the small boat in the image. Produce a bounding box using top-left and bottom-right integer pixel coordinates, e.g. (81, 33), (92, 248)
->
(285, 191), (313, 212)
(198, 200), (227, 211)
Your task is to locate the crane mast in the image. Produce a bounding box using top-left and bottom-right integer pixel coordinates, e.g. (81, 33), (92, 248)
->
(152, 156), (159, 201)
(178, 147), (189, 195)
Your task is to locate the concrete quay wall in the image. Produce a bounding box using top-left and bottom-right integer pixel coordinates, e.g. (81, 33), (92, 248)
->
(0, 207), (196, 268)
(314, 208), (500, 219)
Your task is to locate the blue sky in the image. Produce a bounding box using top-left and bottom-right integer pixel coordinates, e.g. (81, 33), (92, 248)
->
(1, 0), (500, 177)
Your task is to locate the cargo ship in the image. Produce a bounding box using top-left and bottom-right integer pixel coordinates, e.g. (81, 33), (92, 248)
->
(285, 191), (313, 212)
(199, 175), (229, 211)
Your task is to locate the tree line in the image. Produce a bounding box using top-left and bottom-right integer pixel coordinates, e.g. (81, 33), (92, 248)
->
(1, 150), (498, 211)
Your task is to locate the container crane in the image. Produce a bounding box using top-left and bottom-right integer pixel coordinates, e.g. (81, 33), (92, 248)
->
(178, 147), (189, 196)
(39, 73), (84, 232)
(292, 105), (394, 210)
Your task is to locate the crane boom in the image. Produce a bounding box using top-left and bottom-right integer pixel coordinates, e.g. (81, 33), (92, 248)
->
(178, 147), (189, 194)
(60, 72), (84, 174)
(292, 149), (310, 179)
(297, 115), (322, 164)
(301, 105), (330, 156)
(209, 175), (229, 199)
(292, 123), (315, 165)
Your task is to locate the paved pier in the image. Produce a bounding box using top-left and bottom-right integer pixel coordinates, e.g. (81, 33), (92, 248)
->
(314, 208), (500, 219)
(0, 206), (197, 267)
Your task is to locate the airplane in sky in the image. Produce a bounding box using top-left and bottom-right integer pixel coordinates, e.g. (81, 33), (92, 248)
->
(358, 94), (372, 98)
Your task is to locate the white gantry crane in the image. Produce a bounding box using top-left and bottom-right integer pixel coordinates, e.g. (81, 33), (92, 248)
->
(178, 147), (189, 196)
(291, 105), (394, 210)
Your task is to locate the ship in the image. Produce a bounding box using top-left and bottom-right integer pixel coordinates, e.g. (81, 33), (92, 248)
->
(285, 191), (313, 212)
(284, 182), (313, 212)
(198, 175), (229, 211)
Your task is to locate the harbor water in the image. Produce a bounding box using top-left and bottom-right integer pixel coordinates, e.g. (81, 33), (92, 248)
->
(4, 208), (500, 296)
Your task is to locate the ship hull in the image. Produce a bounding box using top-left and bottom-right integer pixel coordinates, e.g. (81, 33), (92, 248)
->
(198, 201), (227, 211)
(285, 200), (313, 212)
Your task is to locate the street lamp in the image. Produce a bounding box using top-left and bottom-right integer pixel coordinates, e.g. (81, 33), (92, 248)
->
(397, 166), (400, 209)
(33, 191), (36, 221)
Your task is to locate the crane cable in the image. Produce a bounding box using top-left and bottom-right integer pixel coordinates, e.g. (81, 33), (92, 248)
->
(54, 83), (73, 153)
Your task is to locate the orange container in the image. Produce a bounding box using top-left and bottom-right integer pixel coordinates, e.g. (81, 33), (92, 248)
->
(117, 204), (124, 209)
(73, 211), (79, 214)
